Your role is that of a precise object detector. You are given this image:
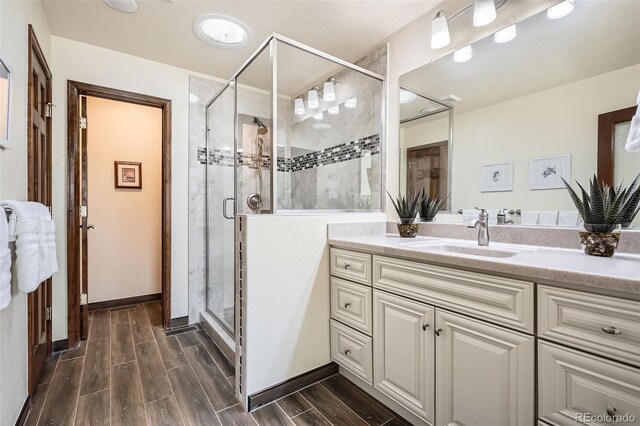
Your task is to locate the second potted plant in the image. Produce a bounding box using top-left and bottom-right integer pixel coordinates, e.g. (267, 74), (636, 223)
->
(388, 191), (421, 238)
(419, 191), (449, 222)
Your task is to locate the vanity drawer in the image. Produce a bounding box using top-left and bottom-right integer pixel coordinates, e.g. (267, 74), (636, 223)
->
(330, 248), (372, 285)
(330, 319), (373, 385)
(331, 278), (372, 335)
(538, 285), (640, 367)
(538, 341), (640, 426)
(373, 255), (534, 333)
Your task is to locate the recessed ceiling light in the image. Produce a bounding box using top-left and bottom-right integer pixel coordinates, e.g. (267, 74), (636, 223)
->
(193, 14), (251, 48)
(453, 45), (473, 63)
(399, 90), (417, 104)
(103, 0), (138, 13)
(547, 0), (575, 19)
(439, 94), (462, 103)
(420, 107), (439, 114)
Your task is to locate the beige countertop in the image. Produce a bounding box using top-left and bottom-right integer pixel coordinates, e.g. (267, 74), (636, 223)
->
(329, 234), (640, 298)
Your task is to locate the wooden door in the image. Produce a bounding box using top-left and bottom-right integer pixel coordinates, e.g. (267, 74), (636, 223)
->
(373, 291), (435, 424)
(407, 142), (448, 203)
(80, 96), (89, 339)
(27, 25), (52, 394)
(435, 310), (534, 426)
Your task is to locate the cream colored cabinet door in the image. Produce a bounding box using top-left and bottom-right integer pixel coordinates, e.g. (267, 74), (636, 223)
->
(435, 310), (534, 426)
(373, 291), (435, 424)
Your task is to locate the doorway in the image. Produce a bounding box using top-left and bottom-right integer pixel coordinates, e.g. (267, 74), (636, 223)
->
(67, 82), (172, 348)
(406, 141), (448, 203)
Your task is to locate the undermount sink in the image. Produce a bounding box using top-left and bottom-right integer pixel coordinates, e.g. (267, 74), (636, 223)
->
(398, 239), (534, 258)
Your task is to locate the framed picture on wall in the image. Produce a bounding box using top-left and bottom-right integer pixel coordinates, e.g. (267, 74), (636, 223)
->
(529, 154), (571, 190)
(0, 58), (11, 149)
(114, 161), (142, 189)
(480, 161), (513, 192)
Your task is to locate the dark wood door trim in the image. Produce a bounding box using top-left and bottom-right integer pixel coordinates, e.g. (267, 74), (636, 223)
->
(597, 106), (636, 186)
(67, 81), (172, 348)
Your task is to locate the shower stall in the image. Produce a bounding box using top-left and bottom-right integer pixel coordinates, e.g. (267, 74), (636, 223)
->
(203, 34), (385, 338)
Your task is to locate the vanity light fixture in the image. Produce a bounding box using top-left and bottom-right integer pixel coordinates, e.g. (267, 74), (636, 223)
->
(473, 0), (497, 26)
(453, 45), (473, 63)
(328, 105), (340, 115)
(193, 14), (251, 48)
(547, 0), (575, 19)
(307, 87), (320, 109)
(431, 11), (451, 49)
(399, 89), (418, 104)
(103, 0), (138, 13)
(494, 24), (517, 43)
(294, 97), (305, 115)
(313, 112), (324, 120)
(344, 97), (357, 109)
(323, 77), (336, 102)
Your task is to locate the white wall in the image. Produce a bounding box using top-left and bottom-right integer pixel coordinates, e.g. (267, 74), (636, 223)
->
(244, 213), (385, 396)
(86, 96), (162, 303)
(51, 36), (221, 340)
(401, 65), (640, 210)
(0, 2), (51, 424)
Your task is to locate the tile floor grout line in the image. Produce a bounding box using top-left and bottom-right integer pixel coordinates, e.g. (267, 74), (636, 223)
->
(286, 406), (314, 420)
(30, 356), (58, 426)
(194, 331), (228, 374)
(183, 345), (222, 417)
(296, 391), (337, 426)
(318, 379), (374, 425)
(129, 308), (151, 426)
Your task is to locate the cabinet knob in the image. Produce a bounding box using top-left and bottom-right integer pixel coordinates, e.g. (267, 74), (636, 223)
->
(606, 404), (617, 417)
(344, 263), (351, 270)
(435, 328), (443, 336)
(602, 326), (621, 335)
(422, 323), (429, 331)
(344, 349), (351, 357)
(344, 302), (351, 309)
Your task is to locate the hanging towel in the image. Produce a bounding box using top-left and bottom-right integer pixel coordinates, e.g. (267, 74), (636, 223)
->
(0, 201), (57, 293)
(462, 209), (477, 222)
(521, 211), (539, 226)
(625, 91), (640, 152)
(0, 210), (11, 311)
(558, 210), (580, 226)
(539, 211), (560, 226)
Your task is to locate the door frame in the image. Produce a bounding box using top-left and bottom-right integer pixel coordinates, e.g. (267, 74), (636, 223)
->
(597, 106), (636, 186)
(66, 81), (172, 347)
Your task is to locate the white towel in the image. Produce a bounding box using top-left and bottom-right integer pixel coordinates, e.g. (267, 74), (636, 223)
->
(0, 201), (57, 293)
(462, 209), (477, 222)
(539, 211), (559, 226)
(0, 210), (11, 311)
(521, 211), (539, 226)
(487, 209), (499, 225)
(625, 91), (640, 152)
(558, 210), (579, 226)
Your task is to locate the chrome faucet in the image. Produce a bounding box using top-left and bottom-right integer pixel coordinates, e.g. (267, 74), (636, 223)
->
(496, 208), (514, 225)
(468, 207), (490, 246)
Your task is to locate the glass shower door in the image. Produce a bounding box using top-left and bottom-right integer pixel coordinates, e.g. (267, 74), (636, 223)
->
(206, 84), (236, 334)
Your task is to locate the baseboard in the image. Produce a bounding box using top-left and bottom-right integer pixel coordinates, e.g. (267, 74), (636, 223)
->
(14, 395), (30, 426)
(247, 362), (339, 411)
(53, 339), (69, 352)
(170, 316), (188, 327)
(88, 293), (161, 311)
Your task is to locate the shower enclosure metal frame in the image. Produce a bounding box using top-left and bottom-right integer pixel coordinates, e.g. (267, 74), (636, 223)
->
(204, 33), (386, 335)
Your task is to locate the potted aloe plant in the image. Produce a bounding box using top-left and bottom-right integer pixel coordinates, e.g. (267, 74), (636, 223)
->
(388, 191), (421, 238)
(562, 173), (640, 257)
(419, 190), (450, 222)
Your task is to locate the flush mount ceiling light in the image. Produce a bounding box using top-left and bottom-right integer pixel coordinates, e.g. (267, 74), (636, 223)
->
(193, 14), (251, 48)
(473, 0), (496, 26)
(323, 77), (336, 102)
(494, 24), (517, 43)
(453, 45), (473, 63)
(399, 90), (418, 104)
(547, 0), (575, 19)
(294, 98), (305, 115)
(103, 0), (138, 13)
(344, 97), (357, 109)
(431, 11), (451, 49)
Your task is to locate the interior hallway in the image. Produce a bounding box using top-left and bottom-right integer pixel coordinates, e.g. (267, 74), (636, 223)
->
(24, 302), (408, 426)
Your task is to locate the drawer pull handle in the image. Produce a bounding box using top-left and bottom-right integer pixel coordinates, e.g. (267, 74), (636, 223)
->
(435, 328), (443, 336)
(422, 323), (429, 331)
(606, 404), (617, 417)
(602, 326), (622, 335)
(344, 302), (351, 309)
(344, 263), (351, 270)
(344, 349), (351, 357)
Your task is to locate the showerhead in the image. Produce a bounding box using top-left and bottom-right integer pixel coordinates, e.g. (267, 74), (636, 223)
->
(253, 117), (268, 135)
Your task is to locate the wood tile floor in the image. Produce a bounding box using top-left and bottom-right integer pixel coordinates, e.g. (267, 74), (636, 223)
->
(24, 302), (409, 426)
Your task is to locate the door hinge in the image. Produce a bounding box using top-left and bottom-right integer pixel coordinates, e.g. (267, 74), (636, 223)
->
(45, 103), (54, 118)
(45, 307), (52, 321)
(79, 117), (87, 129)
(80, 205), (88, 218)
(80, 293), (88, 306)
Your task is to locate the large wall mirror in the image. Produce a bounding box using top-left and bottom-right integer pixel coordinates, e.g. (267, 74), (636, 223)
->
(399, 0), (640, 227)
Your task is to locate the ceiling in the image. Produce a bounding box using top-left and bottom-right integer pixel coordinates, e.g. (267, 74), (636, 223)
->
(400, 0), (640, 123)
(42, 0), (443, 89)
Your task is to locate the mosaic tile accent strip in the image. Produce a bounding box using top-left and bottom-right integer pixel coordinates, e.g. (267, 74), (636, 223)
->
(197, 133), (380, 173)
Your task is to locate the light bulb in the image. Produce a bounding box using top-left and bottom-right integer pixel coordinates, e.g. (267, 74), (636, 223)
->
(323, 81), (336, 102)
(431, 11), (450, 49)
(294, 97), (305, 115)
(313, 112), (323, 120)
(328, 105), (339, 115)
(473, 0), (496, 27)
(494, 24), (516, 43)
(453, 45), (472, 63)
(547, 0), (574, 19)
(344, 97), (357, 109)
(307, 89), (319, 109)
